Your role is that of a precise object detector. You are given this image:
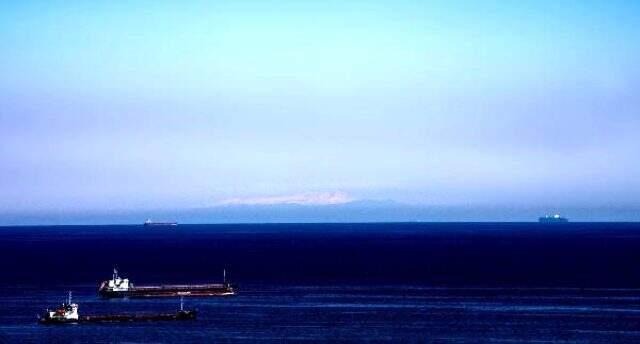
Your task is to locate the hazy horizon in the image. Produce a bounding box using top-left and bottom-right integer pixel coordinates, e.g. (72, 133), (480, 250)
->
(2, 1), (639, 214)
(2, 200), (639, 225)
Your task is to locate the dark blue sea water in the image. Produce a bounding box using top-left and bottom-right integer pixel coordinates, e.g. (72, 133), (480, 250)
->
(1, 222), (640, 342)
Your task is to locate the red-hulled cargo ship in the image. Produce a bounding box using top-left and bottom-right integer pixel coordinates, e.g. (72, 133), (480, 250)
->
(98, 268), (235, 298)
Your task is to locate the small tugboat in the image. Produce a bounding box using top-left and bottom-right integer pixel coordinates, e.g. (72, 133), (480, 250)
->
(98, 267), (236, 298)
(39, 292), (196, 324)
(538, 214), (569, 223)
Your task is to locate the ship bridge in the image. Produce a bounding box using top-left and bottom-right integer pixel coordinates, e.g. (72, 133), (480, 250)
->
(107, 268), (130, 291)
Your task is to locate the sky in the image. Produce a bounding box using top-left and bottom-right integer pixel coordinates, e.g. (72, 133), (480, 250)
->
(1, 0), (639, 213)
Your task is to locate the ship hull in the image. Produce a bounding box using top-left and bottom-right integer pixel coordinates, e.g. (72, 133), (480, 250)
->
(39, 310), (196, 324)
(538, 218), (569, 223)
(144, 222), (178, 228)
(99, 283), (235, 298)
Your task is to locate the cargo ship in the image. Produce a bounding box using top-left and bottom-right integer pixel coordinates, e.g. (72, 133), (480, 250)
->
(98, 268), (235, 298)
(538, 214), (569, 223)
(39, 292), (196, 324)
(144, 219), (178, 227)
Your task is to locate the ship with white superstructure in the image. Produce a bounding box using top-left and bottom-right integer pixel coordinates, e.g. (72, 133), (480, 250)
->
(38, 292), (196, 324)
(538, 214), (569, 223)
(144, 219), (178, 228)
(98, 268), (235, 298)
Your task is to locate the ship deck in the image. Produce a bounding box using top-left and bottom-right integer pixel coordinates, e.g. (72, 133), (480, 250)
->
(130, 283), (227, 291)
(40, 311), (196, 324)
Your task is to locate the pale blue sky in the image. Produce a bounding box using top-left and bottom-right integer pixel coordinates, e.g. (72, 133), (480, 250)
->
(1, 1), (639, 211)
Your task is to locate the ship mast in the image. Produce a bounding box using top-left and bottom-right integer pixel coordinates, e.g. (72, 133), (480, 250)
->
(67, 291), (72, 305)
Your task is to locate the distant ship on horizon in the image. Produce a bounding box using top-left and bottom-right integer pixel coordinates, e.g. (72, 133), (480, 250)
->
(538, 214), (569, 223)
(143, 219), (178, 227)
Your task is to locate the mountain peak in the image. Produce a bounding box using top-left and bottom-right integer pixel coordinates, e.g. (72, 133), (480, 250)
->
(214, 192), (354, 206)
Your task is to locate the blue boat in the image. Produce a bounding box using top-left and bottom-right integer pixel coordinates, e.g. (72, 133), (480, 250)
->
(538, 214), (569, 223)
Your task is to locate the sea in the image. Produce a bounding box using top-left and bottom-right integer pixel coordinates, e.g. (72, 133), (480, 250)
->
(1, 222), (640, 343)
